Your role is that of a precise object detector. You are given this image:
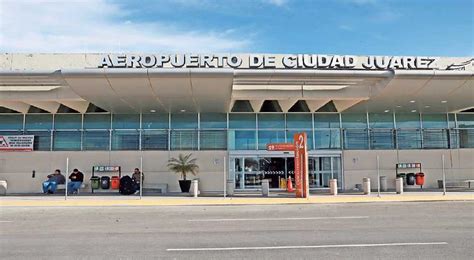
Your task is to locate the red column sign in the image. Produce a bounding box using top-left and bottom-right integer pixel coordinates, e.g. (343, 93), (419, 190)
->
(294, 132), (309, 198)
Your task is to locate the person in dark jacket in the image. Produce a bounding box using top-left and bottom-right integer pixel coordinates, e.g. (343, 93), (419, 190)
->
(131, 168), (144, 194)
(67, 168), (84, 194)
(42, 169), (65, 194)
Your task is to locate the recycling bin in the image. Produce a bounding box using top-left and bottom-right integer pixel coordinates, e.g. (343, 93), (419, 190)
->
(396, 173), (406, 185)
(100, 176), (110, 189)
(406, 173), (415, 185)
(415, 172), (425, 186)
(90, 176), (100, 189)
(111, 176), (120, 190)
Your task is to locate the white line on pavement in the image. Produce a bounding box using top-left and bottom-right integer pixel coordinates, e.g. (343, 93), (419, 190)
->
(188, 216), (369, 222)
(0, 221), (13, 223)
(167, 242), (448, 252)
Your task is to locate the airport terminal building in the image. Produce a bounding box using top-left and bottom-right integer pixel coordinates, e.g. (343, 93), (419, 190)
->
(0, 53), (473, 193)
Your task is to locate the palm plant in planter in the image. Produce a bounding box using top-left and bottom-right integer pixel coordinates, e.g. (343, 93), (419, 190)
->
(167, 153), (199, 192)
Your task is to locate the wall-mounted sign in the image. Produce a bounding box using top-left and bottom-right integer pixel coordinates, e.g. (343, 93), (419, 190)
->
(0, 135), (34, 151)
(99, 54), (439, 70)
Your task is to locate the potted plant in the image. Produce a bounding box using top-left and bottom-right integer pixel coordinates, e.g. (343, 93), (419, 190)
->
(167, 153), (199, 192)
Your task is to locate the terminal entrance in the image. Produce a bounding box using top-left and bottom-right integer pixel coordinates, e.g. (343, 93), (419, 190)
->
(229, 153), (342, 190)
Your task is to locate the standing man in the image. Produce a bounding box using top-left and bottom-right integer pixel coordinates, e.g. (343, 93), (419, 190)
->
(68, 168), (84, 194)
(131, 168), (144, 194)
(42, 169), (65, 194)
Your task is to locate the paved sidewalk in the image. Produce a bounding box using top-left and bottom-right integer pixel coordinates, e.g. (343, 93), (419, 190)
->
(1, 192), (473, 207)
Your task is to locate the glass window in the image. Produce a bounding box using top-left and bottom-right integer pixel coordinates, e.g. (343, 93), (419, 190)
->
(258, 130), (286, 150)
(343, 129), (368, 149)
(369, 113), (394, 128)
(457, 114), (474, 128)
(258, 114), (285, 129)
(229, 114), (256, 129)
(396, 113), (420, 128)
(370, 129), (395, 149)
(286, 113), (312, 129)
(53, 131), (81, 151)
(25, 131), (51, 151)
(228, 130), (256, 150)
(422, 114), (447, 129)
(112, 114), (140, 129)
(314, 114), (340, 128)
(200, 130), (227, 150)
(315, 129), (341, 149)
(200, 113), (227, 129)
(448, 114), (456, 128)
(423, 129), (448, 149)
(142, 130), (168, 150)
(83, 114), (111, 129)
(54, 114), (81, 129)
(0, 115), (23, 130)
(341, 113), (367, 129)
(112, 130), (139, 150)
(142, 113), (169, 129)
(459, 129), (474, 148)
(171, 130), (198, 150)
(83, 131), (110, 150)
(287, 130), (314, 150)
(171, 114), (198, 129)
(25, 114), (53, 130)
(397, 129), (422, 149)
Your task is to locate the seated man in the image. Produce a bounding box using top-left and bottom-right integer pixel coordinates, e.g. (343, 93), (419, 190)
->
(42, 169), (65, 194)
(67, 168), (84, 194)
(131, 168), (144, 194)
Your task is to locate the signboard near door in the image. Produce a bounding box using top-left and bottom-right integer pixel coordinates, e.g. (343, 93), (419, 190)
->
(0, 135), (34, 151)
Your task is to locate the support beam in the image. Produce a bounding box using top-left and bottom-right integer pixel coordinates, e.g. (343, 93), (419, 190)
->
(249, 100), (265, 112)
(278, 100), (298, 112)
(27, 101), (61, 114)
(333, 99), (365, 112)
(306, 100), (331, 112)
(0, 101), (30, 113)
(60, 100), (90, 114)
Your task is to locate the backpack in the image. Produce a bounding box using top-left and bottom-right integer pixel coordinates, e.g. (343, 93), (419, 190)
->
(119, 176), (136, 195)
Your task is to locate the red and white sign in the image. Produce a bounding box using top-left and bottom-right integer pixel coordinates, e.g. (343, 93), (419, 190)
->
(0, 135), (34, 151)
(266, 143), (295, 151)
(294, 132), (309, 198)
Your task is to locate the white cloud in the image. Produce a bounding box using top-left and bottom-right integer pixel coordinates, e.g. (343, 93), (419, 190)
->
(0, 0), (251, 53)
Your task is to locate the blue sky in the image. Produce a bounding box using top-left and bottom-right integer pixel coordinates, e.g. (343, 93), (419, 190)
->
(0, 0), (472, 56)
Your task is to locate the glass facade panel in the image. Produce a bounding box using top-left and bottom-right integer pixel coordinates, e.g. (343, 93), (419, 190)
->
(287, 130), (314, 150)
(448, 114), (456, 128)
(200, 113), (227, 129)
(229, 114), (256, 129)
(397, 129), (422, 149)
(171, 130), (198, 150)
(112, 114), (140, 129)
(53, 131), (81, 150)
(341, 113), (367, 129)
(422, 114), (447, 129)
(459, 129), (474, 148)
(171, 114), (198, 129)
(83, 114), (111, 129)
(314, 114), (340, 128)
(258, 130), (286, 150)
(286, 113), (312, 129)
(457, 114), (474, 128)
(142, 113), (169, 129)
(369, 113), (394, 128)
(111, 130), (139, 150)
(343, 129), (368, 149)
(83, 131), (110, 150)
(258, 114), (285, 129)
(228, 130), (256, 150)
(54, 114), (81, 129)
(370, 129), (395, 149)
(396, 113), (421, 128)
(142, 130), (168, 150)
(200, 130), (227, 150)
(314, 129), (340, 149)
(25, 131), (51, 151)
(423, 129), (448, 149)
(25, 114), (53, 130)
(0, 115), (23, 130)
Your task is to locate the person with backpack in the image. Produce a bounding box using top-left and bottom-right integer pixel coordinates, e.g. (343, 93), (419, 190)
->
(131, 168), (144, 194)
(42, 169), (65, 194)
(67, 168), (84, 194)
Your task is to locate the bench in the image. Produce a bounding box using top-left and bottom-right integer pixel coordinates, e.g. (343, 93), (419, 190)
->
(142, 183), (168, 194)
(438, 180), (474, 189)
(56, 183), (88, 194)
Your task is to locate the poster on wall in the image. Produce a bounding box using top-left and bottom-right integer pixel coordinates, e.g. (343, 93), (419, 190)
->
(0, 135), (34, 151)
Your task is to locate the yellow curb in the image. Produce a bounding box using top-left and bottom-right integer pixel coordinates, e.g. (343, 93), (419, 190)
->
(1, 194), (473, 207)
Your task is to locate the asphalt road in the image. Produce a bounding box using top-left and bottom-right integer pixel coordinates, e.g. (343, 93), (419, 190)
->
(1, 201), (473, 259)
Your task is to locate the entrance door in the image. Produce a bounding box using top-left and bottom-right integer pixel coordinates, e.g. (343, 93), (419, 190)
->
(308, 156), (342, 188)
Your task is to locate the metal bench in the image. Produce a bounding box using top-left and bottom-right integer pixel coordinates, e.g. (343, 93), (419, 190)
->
(142, 183), (168, 194)
(56, 183), (88, 194)
(438, 180), (474, 189)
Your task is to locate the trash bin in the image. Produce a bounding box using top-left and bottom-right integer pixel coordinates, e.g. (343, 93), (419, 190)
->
(396, 173), (406, 185)
(329, 179), (338, 195)
(406, 173), (415, 185)
(111, 176), (120, 189)
(100, 176), (110, 189)
(363, 177), (371, 195)
(396, 178), (404, 194)
(415, 172), (425, 186)
(90, 176), (100, 189)
(380, 176), (387, 192)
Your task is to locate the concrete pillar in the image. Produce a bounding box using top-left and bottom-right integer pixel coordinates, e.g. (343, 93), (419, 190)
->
(363, 177), (371, 195)
(329, 179), (338, 195)
(226, 180), (234, 196)
(380, 176), (387, 192)
(261, 179), (269, 197)
(396, 178), (404, 194)
(191, 179), (199, 198)
(0, 180), (7, 195)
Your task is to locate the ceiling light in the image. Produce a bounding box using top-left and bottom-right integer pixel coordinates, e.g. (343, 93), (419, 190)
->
(303, 85), (348, 90)
(411, 110), (417, 113)
(150, 109), (156, 113)
(180, 109), (186, 113)
(441, 100), (448, 103)
(396, 105), (402, 108)
(384, 110), (390, 113)
(410, 100), (416, 103)
(424, 105), (430, 108)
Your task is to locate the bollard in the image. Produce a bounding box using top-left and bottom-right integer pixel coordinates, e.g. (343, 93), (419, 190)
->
(329, 179), (338, 195)
(226, 179), (234, 196)
(363, 177), (371, 195)
(380, 176), (387, 192)
(261, 179), (270, 197)
(191, 179), (199, 198)
(396, 177), (404, 194)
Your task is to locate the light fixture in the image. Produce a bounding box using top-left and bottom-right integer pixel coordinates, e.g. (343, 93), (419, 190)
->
(396, 105), (402, 108)
(424, 105), (430, 108)
(411, 109), (417, 113)
(150, 109), (156, 113)
(303, 85), (348, 90)
(410, 100), (416, 103)
(441, 100), (448, 103)
(384, 110), (390, 113)
(180, 109), (186, 113)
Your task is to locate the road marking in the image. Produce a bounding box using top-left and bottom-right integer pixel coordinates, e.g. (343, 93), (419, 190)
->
(188, 216), (369, 222)
(167, 242), (448, 252)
